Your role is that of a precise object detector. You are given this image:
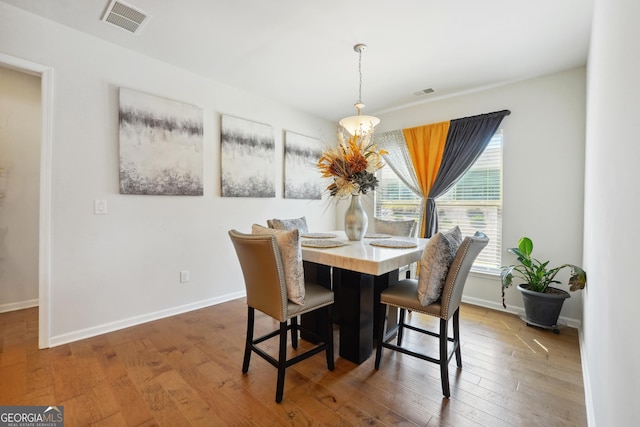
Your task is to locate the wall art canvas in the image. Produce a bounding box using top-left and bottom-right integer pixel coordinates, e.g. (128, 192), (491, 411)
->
(221, 115), (275, 197)
(284, 131), (323, 199)
(119, 88), (203, 196)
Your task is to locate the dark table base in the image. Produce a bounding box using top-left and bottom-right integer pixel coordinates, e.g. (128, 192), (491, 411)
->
(301, 261), (398, 364)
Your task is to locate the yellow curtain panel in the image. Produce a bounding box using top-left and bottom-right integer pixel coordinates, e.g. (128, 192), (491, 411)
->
(403, 121), (450, 237)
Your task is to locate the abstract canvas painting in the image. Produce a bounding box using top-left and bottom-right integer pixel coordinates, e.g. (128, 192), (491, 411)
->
(284, 131), (322, 199)
(221, 115), (275, 197)
(119, 88), (203, 196)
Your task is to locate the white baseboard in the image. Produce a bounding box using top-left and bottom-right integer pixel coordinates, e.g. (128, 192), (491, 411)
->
(48, 291), (246, 347)
(578, 326), (595, 426)
(461, 295), (582, 329)
(0, 298), (39, 313)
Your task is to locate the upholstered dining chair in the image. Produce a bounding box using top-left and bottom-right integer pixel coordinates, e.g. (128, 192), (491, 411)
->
(373, 217), (417, 238)
(228, 229), (334, 403)
(373, 217), (418, 278)
(267, 216), (309, 234)
(374, 231), (488, 398)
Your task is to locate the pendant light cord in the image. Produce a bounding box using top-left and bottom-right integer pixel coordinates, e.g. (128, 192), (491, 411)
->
(353, 43), (367, 113)
(357, 47), (363, 105)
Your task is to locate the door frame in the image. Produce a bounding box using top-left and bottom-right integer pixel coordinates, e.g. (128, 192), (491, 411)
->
(0, 53), (53, 349)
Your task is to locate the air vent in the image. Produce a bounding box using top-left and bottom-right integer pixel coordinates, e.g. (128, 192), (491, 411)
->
(101, 0), (150, 35)
(413, 88), (436, 97)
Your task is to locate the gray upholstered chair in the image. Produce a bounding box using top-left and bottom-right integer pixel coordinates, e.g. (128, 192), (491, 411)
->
(373, 217), (417, 238)
(374, 217), (418, 278)
(228, 229), (334, 403)
(374, 231), (489, 398)
(267, 216), (309, 233)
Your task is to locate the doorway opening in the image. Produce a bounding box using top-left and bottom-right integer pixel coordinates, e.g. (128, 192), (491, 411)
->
(0, 53), (53, 349)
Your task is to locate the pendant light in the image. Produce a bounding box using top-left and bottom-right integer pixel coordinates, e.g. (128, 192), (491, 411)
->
(338, 43), (380, 136)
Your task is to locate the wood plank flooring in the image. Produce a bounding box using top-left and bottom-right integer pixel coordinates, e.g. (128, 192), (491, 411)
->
(0, 300), (587, 426)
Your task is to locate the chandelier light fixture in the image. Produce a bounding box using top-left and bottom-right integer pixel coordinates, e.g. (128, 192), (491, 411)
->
(339, 43), (380, 136)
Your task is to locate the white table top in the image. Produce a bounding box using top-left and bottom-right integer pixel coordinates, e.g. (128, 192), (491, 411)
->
(301, 231), (428, 276)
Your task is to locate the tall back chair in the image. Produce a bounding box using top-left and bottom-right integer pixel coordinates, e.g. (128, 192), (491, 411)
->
(373, 217), (417, 237)
(374, 231), (489, 398)
(267, 216), (309, 233)
(228, 229), (334, 403)
(373, 217), (418, 278)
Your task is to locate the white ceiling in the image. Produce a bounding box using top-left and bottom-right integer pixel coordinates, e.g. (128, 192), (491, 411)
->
(1, 0), (594, 121)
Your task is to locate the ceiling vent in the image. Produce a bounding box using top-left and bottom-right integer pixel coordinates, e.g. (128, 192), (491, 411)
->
(101, 0), (150, 35)
(413, 88), (436, 97)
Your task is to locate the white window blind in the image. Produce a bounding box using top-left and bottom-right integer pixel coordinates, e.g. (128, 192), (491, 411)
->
(375, 168), (422, 220)
(375, 131), (503, 273)
(437, 131), (502, 272)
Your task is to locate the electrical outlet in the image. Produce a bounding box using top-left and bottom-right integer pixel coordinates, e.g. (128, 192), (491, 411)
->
(94, 199), (107, 214)
(180, 270), (190, 283)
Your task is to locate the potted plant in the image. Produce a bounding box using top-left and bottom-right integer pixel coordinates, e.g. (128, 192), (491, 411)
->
(500, 237), (587, 331)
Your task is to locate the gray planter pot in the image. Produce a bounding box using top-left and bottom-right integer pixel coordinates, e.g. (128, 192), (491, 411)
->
(517, 284), (570, 330)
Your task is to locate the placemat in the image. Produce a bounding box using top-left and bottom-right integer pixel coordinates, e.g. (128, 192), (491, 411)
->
(301, 239), (346, 249)
(364, 233), (392, 239)
(300, 232), (338, 239)
(369, 239), (418, 249)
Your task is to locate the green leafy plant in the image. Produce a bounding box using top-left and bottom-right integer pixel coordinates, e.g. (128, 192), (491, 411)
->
(500, 237), (587, 308)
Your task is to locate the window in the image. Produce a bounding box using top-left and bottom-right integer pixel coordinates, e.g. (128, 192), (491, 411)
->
(375, 131), (503, 273)
(375, 167), (422, 220)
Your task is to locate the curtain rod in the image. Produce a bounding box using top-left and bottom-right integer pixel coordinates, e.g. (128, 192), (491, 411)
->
(452, 109), (511, 122)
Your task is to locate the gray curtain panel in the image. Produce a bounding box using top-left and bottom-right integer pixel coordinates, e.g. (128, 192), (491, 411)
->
(424, 110), (511, 237)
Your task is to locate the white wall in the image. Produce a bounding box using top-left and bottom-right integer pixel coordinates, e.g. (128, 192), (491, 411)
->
(0, 3), (337, 345)
(372, 68), (587, 324)
(0, 66), (41, 311)
(583, 0), (640, 425)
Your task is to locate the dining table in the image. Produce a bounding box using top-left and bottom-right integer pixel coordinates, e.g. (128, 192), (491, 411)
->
(299, 230), (429, 364)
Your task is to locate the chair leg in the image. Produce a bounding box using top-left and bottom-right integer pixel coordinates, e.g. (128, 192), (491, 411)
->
(275, 321), (288, 403)
(242, 307), (254, 373)
(397, 308), (406, 346)
(375, 302), (387, 369)
(291, 316), (298, 349)
(453, 309), (462, 367)
(439, 318), (450, 398)
(325, 306), (334, 371)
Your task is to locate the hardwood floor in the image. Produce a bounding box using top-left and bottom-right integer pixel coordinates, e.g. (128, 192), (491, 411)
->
(0, 300), (587, 426)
